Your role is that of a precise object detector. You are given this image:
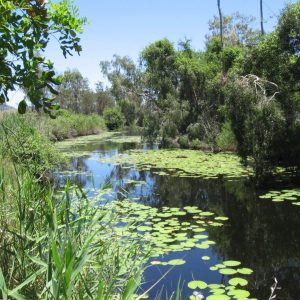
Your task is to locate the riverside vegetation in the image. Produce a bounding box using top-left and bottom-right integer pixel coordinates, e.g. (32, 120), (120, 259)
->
(1, 0), (299, 299)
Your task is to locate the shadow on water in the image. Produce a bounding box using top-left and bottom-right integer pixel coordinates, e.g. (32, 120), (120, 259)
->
(55, 138), (300, 300)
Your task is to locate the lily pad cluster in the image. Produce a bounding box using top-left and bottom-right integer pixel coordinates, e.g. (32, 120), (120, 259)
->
(188, 261), (255, 300)
(55, 132), (141, 156)
(104, 200), (229, 259)
(259, 188), (300, 206)
(100, 149), (252, 179)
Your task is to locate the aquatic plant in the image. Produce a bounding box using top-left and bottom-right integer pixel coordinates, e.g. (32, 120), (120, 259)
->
(100, 149), (252, 180)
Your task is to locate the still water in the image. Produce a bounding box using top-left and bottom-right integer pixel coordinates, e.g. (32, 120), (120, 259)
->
(55, 135), (300, 300)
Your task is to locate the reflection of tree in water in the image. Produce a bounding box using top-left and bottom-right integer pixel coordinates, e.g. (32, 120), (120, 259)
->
(55, 156), (91, 189)
(206, 179), (300, 300)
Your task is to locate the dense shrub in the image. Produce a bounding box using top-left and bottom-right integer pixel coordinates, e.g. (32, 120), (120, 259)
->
(103, 107), (125, 130)
(216, 121), (237, 151)
(0, 113), (65, 176)
(24, 110), (106, 141)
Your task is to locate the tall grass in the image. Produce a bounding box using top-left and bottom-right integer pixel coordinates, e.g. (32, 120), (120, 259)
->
(0, 112), (65, 177)
(25, 110), (107, 141)
(0, 162), (148, 299)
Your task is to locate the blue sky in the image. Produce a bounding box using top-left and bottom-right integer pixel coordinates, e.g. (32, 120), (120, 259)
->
(8, 0), (296, 106)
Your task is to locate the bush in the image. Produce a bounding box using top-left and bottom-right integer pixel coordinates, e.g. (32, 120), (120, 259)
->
(216, 121), (237, 151)
(178, 135), (190, 148)
(120, 99), (136, 125)
(187, 123), (205, 140)
(0, 113), (65, 176)
(103, 107), (125, 130)
(20, 110), (106, 141)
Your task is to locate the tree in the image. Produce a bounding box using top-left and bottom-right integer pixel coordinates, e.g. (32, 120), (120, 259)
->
(58, 69), (90, 113)
(225, 75), (284, 182)
(141, 39), (178, 103)
(0, 0), (87, 115)
(100, 55), (144, 103)
(207, 12), (259, 47)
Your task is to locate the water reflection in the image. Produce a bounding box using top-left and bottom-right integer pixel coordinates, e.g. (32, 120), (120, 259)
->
(55, 140), (300, 300)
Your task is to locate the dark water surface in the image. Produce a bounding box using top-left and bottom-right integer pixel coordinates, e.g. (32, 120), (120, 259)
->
(55, 136), (300, 300)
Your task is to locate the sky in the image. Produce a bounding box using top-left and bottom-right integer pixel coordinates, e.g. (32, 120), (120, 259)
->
(8, 0), (297, 106)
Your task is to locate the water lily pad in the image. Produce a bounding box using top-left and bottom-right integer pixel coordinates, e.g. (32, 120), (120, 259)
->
(227, 289), (250, 298)
(202, 256), (210, 261)
(237, 268), (253, 275)
(219, 268), (237, 275)
(228, 277), (248, 286)
(187, 280), (208, 289)
(166, 259), (186, 266)
(223, 260), (241, 267)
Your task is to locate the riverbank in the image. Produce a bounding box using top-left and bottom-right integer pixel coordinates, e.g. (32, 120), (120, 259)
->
(0, 112), (149, 299)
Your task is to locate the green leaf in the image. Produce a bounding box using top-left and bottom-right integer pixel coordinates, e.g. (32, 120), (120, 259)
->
(228, 277), (248, 286)
(18, 99), (27, 114)
(187, 280), (208, 289)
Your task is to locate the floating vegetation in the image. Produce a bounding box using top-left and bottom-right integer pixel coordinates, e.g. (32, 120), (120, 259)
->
(100, 149), (252, 179)
(188, 260), (254, 300)
(259, 188), (300, 205)
(103, 200), (230, 260)
(55, 132), (141, 156)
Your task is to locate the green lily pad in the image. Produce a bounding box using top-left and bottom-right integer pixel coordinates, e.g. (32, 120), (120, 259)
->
(228, 277), (248, 286)
(237, 268), (253, 275)
(219, 268), (237, 275)
(223, 260), (241, 267)
(202, 256), (211, 261)
(166, 259), (186, 266)
(187, 280), (208, 289)
(227, 289), (250, 298)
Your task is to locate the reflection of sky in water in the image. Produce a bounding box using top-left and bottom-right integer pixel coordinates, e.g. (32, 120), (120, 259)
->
(55, 140), (300, 300)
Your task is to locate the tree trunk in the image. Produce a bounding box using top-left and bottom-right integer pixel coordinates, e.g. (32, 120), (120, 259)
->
(217, 0), (223, 48)
(260, 0), (265, 35)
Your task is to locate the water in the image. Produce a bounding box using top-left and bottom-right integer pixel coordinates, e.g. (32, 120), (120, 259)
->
(55, 135), (300, 300)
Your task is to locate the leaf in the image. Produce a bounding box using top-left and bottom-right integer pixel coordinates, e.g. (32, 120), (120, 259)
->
(0, 268), (8, 300)
(18, 99), (27, 114)
(228, 277), (248, 286)
(223, 260), (241, 267)
(187, 280), (208, 289)
(237, 268), (253, 275)
(122, 277), (139, 300)
(218, 268), (237, 275)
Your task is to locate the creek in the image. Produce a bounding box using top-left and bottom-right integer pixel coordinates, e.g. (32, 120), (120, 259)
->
(55, 132), (300, 300)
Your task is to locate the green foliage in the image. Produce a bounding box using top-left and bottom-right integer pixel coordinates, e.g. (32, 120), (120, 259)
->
(8, 110), (106, 141)
(0, 0), (87, 114)
(103, 107), (125, 130)
(216, 121), (237, 151)
(142, 111), (161, 143)
(277, 2), (300, 54)
(141, 39), (178, 100)
(0, 112), (64, 176)
(120, 99), (137, 126)
(225, 76), (285, 181)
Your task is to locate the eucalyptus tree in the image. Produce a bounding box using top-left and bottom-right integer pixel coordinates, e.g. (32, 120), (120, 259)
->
(207, 13), (259, 46)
